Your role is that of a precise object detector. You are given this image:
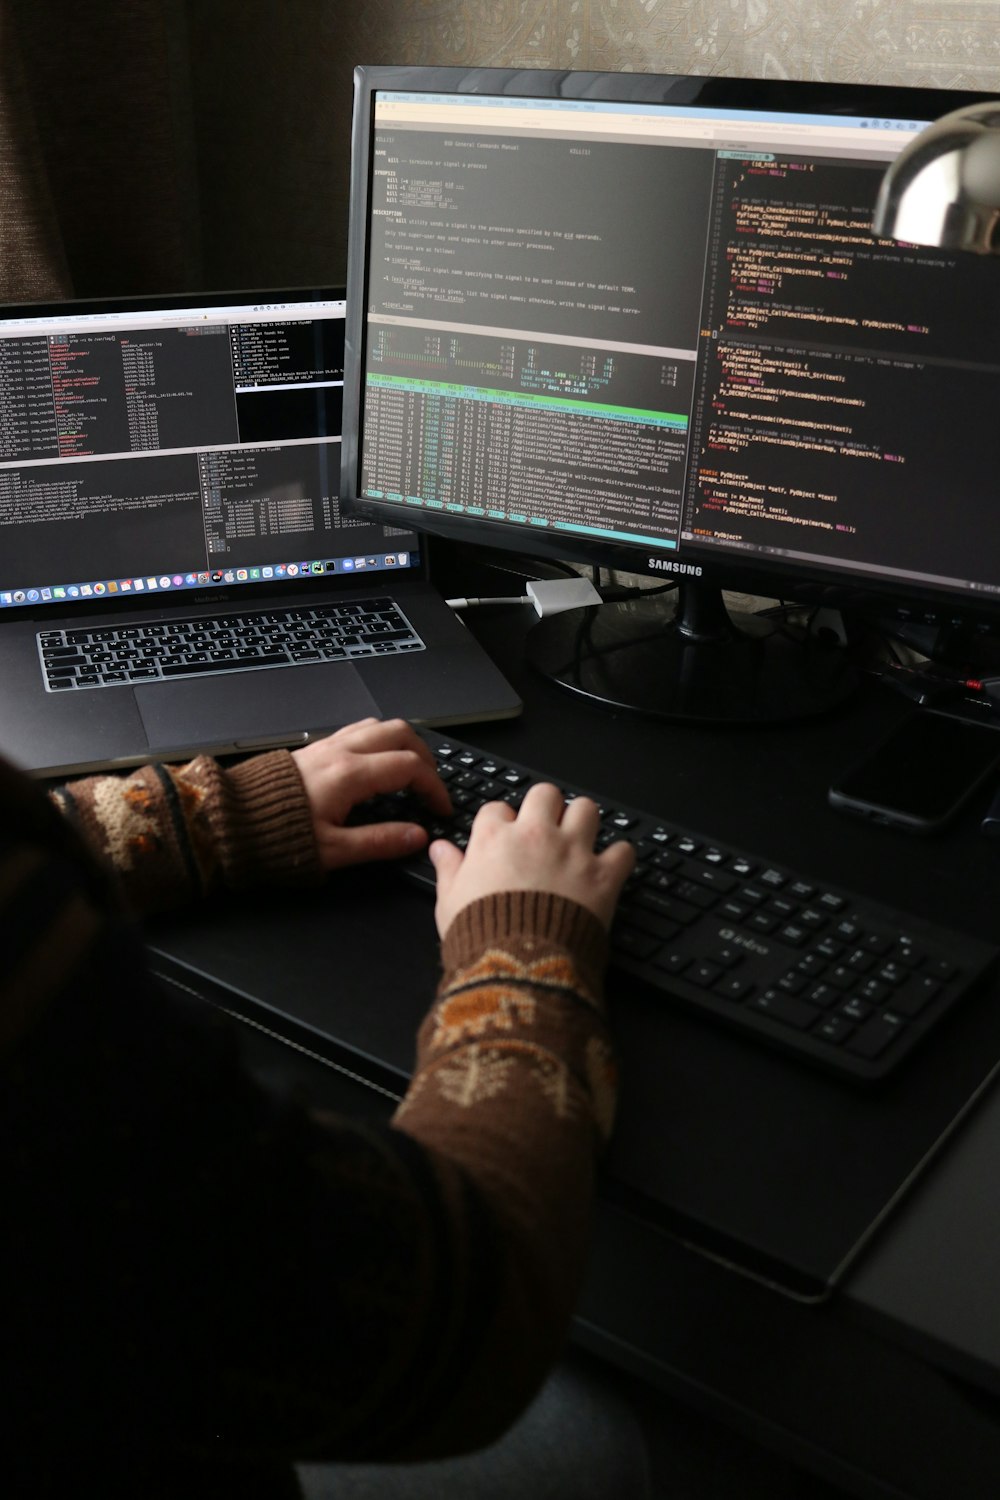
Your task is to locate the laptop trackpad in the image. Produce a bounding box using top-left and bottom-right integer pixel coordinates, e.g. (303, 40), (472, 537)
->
(135, 664), (380, 756)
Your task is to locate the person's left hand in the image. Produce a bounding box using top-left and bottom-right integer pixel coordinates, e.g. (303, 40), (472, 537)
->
(291, 718), (452, 869)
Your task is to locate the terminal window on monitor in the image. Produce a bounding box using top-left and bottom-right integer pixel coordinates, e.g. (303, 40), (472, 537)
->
(341, 66), (1000, 723)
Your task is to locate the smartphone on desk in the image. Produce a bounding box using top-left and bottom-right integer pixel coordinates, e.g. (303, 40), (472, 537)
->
(828, 709), (1000, 833)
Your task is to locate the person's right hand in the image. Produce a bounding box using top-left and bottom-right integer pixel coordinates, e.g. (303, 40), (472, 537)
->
(429, 783), (635, 939)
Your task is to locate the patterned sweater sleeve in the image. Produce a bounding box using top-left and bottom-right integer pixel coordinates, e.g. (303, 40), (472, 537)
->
(49, 749), (323, 911)
(378, 889), (618, 1456)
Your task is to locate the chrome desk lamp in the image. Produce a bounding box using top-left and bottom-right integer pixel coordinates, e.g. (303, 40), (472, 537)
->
(873, 101), (1000, 253)
(873, 100), (1000, 746)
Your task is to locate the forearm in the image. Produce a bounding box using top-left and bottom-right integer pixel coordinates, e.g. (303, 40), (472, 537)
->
(49, 750), (322, 914)
(380, 890), (617, 1456)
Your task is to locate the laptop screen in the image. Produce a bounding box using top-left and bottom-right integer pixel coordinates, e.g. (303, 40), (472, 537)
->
(0, 288), (422, 612)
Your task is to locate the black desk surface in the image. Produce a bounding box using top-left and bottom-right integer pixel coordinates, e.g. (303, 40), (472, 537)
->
(148, 591), (1000, 1494)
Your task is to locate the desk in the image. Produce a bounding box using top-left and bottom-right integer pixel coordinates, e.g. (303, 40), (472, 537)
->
(149, 587), (1000, 1498)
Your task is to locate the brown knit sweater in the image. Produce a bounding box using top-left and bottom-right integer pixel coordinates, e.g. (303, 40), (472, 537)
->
(1, 748), (617, 1496)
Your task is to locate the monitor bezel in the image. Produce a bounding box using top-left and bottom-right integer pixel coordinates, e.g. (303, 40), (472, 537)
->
(342, 64), (1000, 628)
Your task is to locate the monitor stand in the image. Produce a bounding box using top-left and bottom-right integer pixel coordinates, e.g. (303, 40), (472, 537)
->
(525, 580), (858, 725)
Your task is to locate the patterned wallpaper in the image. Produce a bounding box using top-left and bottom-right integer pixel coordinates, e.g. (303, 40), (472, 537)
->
(345, 0), (1000, 89)
(185, 0), (1000, 291)
(9, 2), (1000, 297)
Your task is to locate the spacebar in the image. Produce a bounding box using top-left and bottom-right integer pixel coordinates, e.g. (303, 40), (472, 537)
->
(160, 654), (288, 676)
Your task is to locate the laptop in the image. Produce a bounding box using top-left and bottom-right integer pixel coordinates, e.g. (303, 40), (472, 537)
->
(0, 287), (520, 777)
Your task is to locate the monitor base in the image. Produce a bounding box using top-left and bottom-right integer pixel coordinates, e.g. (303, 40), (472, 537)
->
(525, 585), (858, 725)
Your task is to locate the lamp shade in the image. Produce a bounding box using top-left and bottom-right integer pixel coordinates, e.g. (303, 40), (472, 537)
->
(872, 101), (1000, 253)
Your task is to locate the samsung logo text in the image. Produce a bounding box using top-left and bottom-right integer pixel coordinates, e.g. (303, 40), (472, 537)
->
(648, 559), (702, 576)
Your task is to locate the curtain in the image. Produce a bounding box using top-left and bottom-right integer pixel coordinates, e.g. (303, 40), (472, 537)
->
(0, 0), (201, 303)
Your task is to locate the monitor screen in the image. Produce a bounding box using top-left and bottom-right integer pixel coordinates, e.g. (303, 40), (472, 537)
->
(0, 288), (423, 615)
(341, 67), (1000, 721)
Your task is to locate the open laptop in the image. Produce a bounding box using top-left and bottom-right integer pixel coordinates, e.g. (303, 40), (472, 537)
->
(0, 287), (520, 777)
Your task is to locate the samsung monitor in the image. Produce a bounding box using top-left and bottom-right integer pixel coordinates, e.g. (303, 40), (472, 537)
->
(341, 66), (1000, 723)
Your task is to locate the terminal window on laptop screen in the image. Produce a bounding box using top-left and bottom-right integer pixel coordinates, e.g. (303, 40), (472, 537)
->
(0, 292), (422, 611)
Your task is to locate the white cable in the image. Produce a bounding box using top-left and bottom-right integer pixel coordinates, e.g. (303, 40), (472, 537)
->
(445, 596), (531, 610)
(446, 578), (603, 616)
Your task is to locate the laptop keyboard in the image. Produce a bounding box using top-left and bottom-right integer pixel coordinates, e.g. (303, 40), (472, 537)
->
(37, 597), (425, 691)
(356, 728), (998, 1085)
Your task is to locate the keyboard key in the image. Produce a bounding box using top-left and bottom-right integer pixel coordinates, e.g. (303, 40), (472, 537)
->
(746, 911), (779, 934)
(751, 990), (822, 1030)
(805, 983), (839, 1009)
(847, 1013), (907, 1059)
(625, 909), (681, 944)
(653, 951), (691, 975)
(706, 943), (743, 968)
(634, 888), (682, 922)
(795, 953), (826, 977)
(818, 892), (847, 912)
(162, 655), (287, 675)
(814, 1015), (855, 1045)
(691, 866), (737, 893)
(714, 975), (754, 1001)
(891, 975), (942, 1018)
(738, 884), (767, 906)
(701, 847), (728, 865)
(674, 881), (718, 910)
(613, 927), (661, 961)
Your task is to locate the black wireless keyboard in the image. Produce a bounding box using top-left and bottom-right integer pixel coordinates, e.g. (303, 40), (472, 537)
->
(365, 728), (999, 1084)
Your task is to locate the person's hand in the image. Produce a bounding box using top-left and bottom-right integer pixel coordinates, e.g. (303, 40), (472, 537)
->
(291, 718), (451, 869)
(429, 783), (635, 939)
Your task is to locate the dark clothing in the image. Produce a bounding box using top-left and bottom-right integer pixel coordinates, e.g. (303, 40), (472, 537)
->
(1, 751), (616, 1495)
